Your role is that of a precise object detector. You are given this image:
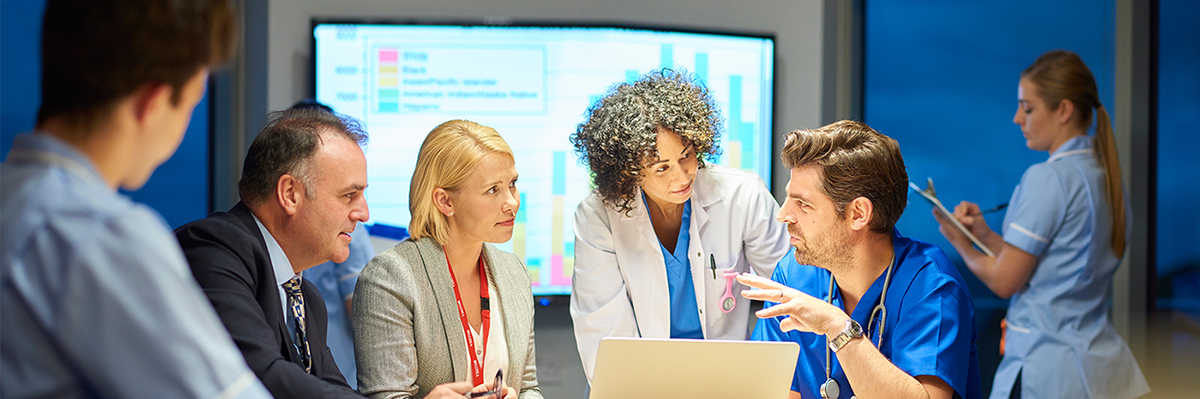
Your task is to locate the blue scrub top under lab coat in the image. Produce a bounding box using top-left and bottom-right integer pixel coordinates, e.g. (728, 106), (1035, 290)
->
(751, 230), (983, 399)
(646, 197), (703, 339)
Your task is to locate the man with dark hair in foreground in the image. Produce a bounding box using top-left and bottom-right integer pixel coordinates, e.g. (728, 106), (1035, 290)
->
(742, 121), (983, 399)
(1, 1), (270, 398)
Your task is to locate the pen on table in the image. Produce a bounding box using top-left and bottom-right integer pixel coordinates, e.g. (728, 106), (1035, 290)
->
(710, 254), (717, 279)
(981, 203), (1009, 214)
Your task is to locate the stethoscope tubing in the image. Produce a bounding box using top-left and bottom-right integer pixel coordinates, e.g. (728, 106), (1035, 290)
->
(822, 255), (896, 398)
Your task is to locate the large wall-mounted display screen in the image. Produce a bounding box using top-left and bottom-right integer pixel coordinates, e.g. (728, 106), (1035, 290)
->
(314, 21), (775, 295)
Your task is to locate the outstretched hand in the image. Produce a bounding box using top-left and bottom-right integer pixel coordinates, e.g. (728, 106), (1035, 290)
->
(737, 273), (847, 337)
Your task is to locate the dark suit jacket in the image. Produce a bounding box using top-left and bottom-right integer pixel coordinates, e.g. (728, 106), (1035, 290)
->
(175, 202), (362, 398)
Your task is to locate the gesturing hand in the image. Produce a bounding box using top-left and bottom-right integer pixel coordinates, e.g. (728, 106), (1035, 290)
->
(737, 273), (848, 337)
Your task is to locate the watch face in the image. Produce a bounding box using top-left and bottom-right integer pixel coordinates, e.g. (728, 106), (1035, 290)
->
(848, 319), (863, 337)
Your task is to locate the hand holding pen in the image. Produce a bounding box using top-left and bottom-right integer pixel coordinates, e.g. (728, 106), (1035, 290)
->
(980, 203), (1008, 214)
(948, 201), (1000, 240)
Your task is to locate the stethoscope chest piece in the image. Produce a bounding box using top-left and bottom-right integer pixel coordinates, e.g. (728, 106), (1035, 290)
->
(820, 378), (839, 399)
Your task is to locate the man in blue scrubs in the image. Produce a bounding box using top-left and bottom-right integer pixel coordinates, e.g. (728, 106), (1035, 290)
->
(1, 1), (270, 398)
(741, 121), (982, 399)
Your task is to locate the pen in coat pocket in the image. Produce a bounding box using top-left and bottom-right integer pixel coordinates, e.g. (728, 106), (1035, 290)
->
(710, 254), (717, 279)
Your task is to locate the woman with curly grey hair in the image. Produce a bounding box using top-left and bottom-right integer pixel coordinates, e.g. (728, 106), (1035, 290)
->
(568, 69), (791, 381)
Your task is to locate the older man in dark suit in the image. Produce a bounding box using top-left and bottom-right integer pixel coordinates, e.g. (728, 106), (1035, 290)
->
(175, 108), (478, 398)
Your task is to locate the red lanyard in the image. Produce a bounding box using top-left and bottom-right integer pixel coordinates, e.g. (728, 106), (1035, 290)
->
(445, 249), (491, 386)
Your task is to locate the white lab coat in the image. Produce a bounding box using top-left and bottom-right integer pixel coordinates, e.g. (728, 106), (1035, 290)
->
(569, 165), (791, 380)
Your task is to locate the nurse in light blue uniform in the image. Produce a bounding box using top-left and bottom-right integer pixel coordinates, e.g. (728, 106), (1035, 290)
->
(933, 50), (1149, 398)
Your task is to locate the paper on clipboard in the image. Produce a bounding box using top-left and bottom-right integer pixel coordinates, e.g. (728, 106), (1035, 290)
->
(909, 180), (996, 257)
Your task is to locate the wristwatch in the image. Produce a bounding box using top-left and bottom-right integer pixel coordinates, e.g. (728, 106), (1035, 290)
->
(828, 318), (863, 352)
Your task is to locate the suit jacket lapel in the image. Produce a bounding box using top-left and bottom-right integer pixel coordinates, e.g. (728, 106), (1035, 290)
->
(414, 238), (471, 382)
(300, 278), (327, 376)
(482, 244), (530, 388)
(230, 202), (303, 368)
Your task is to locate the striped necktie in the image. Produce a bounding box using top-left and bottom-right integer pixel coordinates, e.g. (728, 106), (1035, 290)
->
(282, 276), (312, 373)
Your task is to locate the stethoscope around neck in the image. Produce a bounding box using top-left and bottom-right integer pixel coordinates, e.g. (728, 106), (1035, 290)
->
(819, 256), (896, 399)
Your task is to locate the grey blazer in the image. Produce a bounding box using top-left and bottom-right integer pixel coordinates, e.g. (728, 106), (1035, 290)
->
(353, 237), (541, 399)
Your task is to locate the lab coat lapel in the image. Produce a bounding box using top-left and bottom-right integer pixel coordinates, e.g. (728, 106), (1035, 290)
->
(688, 167), (721, 337)
(618, 187), (671, 338)
(414, 238), (472, 382)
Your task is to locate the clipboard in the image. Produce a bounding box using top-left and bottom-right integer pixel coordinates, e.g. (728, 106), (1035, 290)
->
(909, 179), (996, 257)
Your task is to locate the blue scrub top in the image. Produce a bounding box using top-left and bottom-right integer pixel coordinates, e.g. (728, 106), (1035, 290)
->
(646, 196), (703, 339)
(751, 230), (982, 399)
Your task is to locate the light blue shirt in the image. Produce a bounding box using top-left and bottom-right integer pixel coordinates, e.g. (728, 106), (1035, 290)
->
(250, 215), (302, 355)
(645, 196), (703, 339)
(1, 132), (270, 399)
(304, 222), (372, 388)
(992, 135), (1148, 399)
(752, 230), (982, 399)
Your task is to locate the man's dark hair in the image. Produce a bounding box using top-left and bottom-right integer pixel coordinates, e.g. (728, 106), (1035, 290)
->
(290, 99), (335, 113)
(36, 0), (238, 128)
(238, 107), (368, 206)
(782, 120), (909, 234)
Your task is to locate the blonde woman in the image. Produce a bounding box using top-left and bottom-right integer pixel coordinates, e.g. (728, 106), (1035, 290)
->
(933, 50), (1149, 399)
(354, 120), (540, 399)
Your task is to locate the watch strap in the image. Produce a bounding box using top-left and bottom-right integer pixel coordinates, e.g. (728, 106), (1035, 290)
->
(828, 318), (863, 352)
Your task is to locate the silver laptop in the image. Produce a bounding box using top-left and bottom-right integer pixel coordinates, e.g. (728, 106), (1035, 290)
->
(590, 337), (800, 399)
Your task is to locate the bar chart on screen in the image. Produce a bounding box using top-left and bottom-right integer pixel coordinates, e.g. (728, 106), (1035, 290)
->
(315, 23), (774, 295)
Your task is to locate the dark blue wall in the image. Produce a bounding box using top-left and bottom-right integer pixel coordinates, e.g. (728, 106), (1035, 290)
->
(1, 0), (210, 228)
(864, 0), (1116, 394)
(1156, 0), (1200, 310)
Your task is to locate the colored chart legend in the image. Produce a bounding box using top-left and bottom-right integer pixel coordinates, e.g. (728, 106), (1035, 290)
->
(378, 48), (399, 112)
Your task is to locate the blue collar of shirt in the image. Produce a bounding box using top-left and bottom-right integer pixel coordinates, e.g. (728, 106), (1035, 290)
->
(1047, 135), (1093, 162)
(6, 132), (108, 191)
(828, 229), (907, 340)
(250, 213), (300, 287)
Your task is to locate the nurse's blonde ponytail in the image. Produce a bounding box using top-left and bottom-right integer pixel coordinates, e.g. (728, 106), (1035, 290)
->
(1093, 103), (1125, 258)
(1022, 50), (1126, 258)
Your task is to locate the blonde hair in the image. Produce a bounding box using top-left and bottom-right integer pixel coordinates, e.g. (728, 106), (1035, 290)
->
(1022, 50), (1125, 257)
(408, 120), (514, 245)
